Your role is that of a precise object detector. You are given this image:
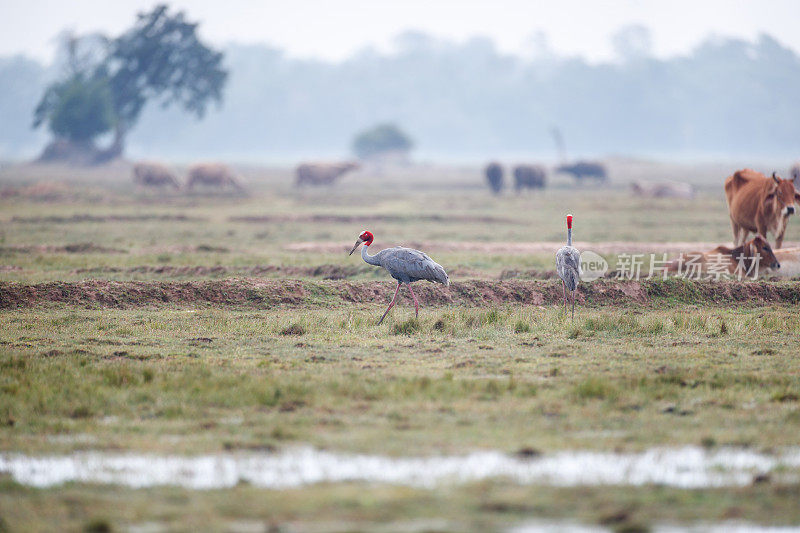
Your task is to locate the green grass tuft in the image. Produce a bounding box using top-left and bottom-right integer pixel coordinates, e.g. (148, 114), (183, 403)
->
(574, 378), (619, 401)
(392, 318), (421, 335)
(280, 324), (305, 336)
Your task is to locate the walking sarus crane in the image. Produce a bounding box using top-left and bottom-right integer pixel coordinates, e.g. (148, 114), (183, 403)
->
(556, 214), (581, 319)
(349, 230), (449, 325)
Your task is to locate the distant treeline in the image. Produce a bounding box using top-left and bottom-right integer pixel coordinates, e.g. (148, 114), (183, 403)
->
(1, 31), (799, 160)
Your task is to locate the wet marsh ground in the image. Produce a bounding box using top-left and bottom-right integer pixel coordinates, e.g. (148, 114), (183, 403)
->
(1, 160), (800, 531)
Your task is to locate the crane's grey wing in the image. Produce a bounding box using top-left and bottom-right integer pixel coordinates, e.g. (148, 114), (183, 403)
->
(556, 246), (581, 290)
(382, 247), (449, 285)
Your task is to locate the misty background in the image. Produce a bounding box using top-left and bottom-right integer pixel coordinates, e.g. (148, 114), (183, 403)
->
(1, 23), (799, 163)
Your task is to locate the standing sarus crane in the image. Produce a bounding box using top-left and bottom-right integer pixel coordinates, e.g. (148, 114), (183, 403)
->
(556, 214), (581, 320)
(349, 230), (449, 325)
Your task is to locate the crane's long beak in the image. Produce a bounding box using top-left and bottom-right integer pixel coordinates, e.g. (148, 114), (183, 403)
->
(349, 239), (363, 256)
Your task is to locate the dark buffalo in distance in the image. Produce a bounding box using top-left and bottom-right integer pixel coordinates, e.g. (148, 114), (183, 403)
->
(295, 162), (360, 187)
(556, 161), (608, 183)
(186, 163), (246, 193)
(791, 163), (800, 182)
(513, 165), (546, 192)
(485, 162), (504, 194)
(132, 162), (181, 190)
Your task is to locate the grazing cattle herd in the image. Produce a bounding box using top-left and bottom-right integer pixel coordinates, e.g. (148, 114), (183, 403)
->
(483, 162), (580, 193)
(131, 157), (800, 281)
(132, 162), (244, 193)
(132, 160), (361, 192)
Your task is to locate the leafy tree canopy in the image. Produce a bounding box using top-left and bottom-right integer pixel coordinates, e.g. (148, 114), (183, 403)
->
(105, 4), (227, 131)
(34, 73), (114, 143)
(33, 4), (227, 159)
(352, 123), (414, 159)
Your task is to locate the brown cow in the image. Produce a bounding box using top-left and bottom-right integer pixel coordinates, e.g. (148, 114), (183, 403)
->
(769, 246), (800, 278)
(666, 235), (780, 278)
(724, 169), (799, 248)
(186, 163), (246, 193)
(132, 162), (180, 190)
(295, 162), (359, 187)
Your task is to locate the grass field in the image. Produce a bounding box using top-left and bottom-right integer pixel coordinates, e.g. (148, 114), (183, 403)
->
(1, 160), (800, 532)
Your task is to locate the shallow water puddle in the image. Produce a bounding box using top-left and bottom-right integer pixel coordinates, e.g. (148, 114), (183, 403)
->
(2, 446), (799, 489)
(510, 520), (800, 533)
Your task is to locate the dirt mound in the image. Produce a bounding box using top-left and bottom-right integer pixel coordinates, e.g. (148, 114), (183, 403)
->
(499, 269), (559, 280)
(230, 214), (513, 225)
(11, 214), (205, 224)
(0, 279), (307, 309)
(2, 278), (798, 310)
(0, 243), (126, 255)
(71, 264), (368, 280)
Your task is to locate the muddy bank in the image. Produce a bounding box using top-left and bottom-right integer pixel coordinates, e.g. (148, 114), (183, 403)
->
(71, 264), (369, 280)
(499, 269), (559, 280)
(1, 278), (799, 309)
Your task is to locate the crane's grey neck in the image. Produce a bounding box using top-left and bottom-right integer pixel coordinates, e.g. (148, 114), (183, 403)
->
(361, 244), (381, 266)
(567, 228), (572, 247)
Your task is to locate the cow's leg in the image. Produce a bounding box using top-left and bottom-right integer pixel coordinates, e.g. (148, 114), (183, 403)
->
(756, 222), (770, 246)
(776, 225), (787, 249)
(730, 220), (746, 246)
(740, 228), (750, 246)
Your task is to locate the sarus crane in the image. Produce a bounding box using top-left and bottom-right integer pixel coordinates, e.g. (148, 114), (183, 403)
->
(556, 214), (581, 319)
(349, 230), (449, 325)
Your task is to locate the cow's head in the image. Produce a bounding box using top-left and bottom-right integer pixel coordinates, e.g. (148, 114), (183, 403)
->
(766, 172), (799, 216)
(746, 235), (780, 271)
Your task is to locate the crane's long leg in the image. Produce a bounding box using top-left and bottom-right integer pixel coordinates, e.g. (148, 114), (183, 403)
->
(562, 280), (567, 314)
(378, 282), (402, 325)
(407, 283), (420, 318)
(571, 290), (575, 321)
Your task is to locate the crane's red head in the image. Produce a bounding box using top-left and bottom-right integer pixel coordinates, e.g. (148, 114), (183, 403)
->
(358, 230), (374, 245)
(566, 214), (573, 229)
(349, 230), (374, 255)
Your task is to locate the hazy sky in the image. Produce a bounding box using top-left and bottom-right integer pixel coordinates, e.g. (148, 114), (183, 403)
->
(2, 0), (800, 63)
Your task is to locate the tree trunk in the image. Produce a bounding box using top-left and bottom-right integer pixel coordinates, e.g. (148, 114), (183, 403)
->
(36, 138), (98, 166)
(94, 124), (126, 163)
